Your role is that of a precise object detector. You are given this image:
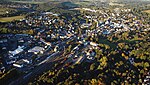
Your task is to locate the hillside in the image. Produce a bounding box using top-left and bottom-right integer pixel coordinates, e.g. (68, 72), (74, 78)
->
(4, 0), (150, 2)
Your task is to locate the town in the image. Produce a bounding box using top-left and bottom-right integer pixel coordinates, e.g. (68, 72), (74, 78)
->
(0, 0), (150, 85)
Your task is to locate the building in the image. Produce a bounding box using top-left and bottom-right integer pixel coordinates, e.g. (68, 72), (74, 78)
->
(0, 39), (8, 43)
(13, 63), (23, 68)
(6, 58), (16, 64)
(28, 46), (44, 54)
(90, 42), (98, 47)
(9, 46), (24, 56)
(75, 56), (84, 64)
(81, 23), (92, 28)
(102, 29), (110, 35)
(129, 58), (134, 64)
(40, 38), (51, 46)
(54, 45), (59, 52)
(0, 66), (5, 74)
(13, 59), (31, 68)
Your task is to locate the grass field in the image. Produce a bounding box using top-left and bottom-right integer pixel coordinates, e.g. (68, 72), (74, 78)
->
(0, 15), (25, 22)
(75, 1), (90, 6)
(0, 7), (15, 15)
(109, 3), (125, 7)
(12, 1), (46, 4)
(144, 10), (150, 14)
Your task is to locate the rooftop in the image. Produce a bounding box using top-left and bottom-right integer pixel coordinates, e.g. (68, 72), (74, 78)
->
(28, 46), (44, 54)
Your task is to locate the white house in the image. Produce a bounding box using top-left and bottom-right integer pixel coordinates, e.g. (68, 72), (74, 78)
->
(54, 45), (59, 52)
(13, 59), (31, 68)
(90, 42), (98, 47)
(13, 64), (23, 68)
(9, 46), (24, 56)
(28, 46), (44, 54)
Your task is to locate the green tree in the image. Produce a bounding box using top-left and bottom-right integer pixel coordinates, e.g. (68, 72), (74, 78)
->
(90, 63), (95, 71)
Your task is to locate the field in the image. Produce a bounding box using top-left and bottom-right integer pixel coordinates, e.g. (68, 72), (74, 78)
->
(12, 1), (48, 4)
(144, 10), (150, 14)
(0, 7), (15, 15)
(109, 2), (125, 7)
(0, 15), (25, 22)
(147, 4), (150, 6)
(75, 1), (90, 6)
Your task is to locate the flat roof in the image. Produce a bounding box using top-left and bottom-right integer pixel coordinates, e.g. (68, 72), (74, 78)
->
(28, 46), (44, 53)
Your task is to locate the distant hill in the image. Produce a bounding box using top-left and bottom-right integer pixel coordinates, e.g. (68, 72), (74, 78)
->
(2, 0), (52, 2)
(2, 0), (150, 2)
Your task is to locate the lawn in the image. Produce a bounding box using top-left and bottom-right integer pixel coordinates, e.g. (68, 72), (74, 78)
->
(0, 15), (25, 22)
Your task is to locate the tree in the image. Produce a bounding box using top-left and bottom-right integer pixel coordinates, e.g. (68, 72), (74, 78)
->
(118, 43), (125, 49)
(28, 29), (34, 35)
(90, 79), (97, 85)
(144, 62), (149, 68)
(0, 68), (20, 85)
(104, 44), (110, 50)
(124, 45), (129, 50)
(90, 63), (95, 71)
(99, 56), (108, 68)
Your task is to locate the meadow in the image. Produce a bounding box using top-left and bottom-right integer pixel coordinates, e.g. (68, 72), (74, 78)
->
(144, 10), (150, 14)
(0, 15), (25, 22)
(12, 0), (47, 4)
(0, 7), (15, 15)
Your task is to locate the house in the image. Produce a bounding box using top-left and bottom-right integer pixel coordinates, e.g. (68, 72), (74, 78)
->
(0, 39), (8, 43)
(13, 59), (31, 68)
(86, 49), (96, 61)
(9, 46), (24, 56)
(75, 56), (84, 64)
(54, 45), (59, 52)
(129, 58), (134, 64)
(73, 45), (79, 51)
(102, 29), (110, 35)
(81, 23), (92, 28)
(86, 50), (96, 56)
(28, 46), (44, 54)
(87, 56), (95, 60)
(18, 39), (24, 43)
(143, 73), (150, 85)
(0, 66), (5, 74)
(40, 38), (51, 46)
(83, 41), (89, 46)
(90, 42), (98, 47)
(85, 16), (92, 19)
(6, 58), (16, 64)
(13, 63), (23, 68)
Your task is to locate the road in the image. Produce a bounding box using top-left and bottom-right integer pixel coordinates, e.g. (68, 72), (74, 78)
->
(9, 51), (63, 85)
(9, 35), (78, 85)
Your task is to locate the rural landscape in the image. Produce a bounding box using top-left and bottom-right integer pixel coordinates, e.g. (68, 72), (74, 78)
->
(0, 0), (150, 85)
